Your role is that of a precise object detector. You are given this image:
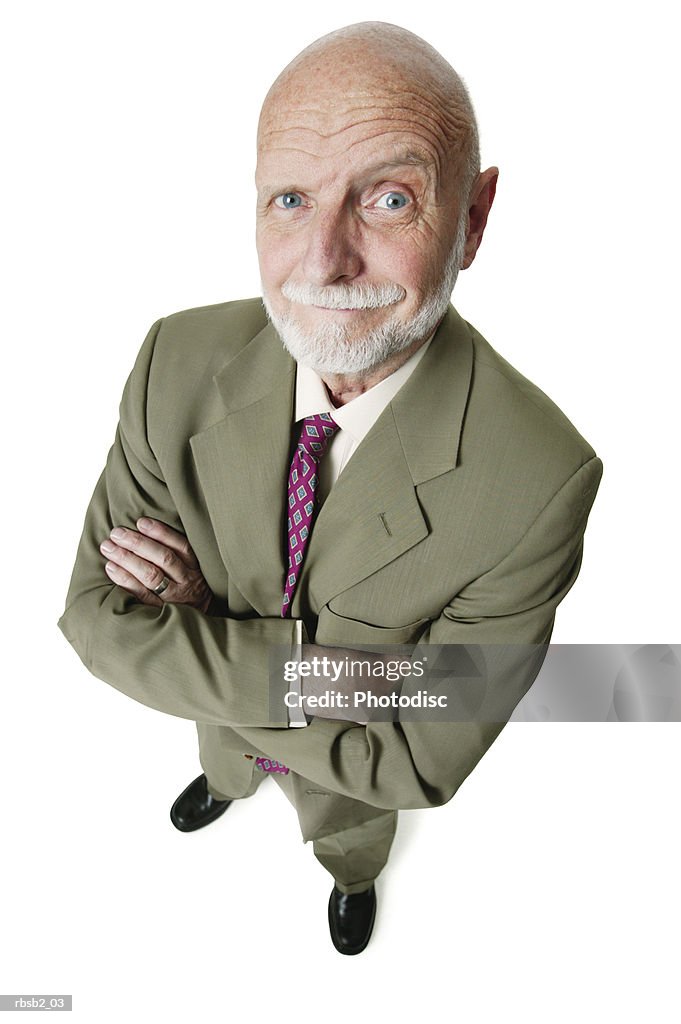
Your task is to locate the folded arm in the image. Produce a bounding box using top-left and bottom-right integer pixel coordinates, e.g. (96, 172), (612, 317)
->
(58, 318), (300, 728)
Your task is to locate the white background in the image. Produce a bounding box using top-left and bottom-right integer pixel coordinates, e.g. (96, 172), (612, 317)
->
(1, 1), (679, 1021)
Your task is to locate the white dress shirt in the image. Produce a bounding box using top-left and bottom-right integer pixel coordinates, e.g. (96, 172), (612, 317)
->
(287, 330), (436, 726)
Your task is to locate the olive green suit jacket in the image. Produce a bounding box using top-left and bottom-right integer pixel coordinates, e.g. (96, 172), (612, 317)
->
(58, 298), (602, 810)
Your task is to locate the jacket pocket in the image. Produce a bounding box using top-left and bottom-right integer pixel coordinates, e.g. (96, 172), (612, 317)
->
(314, 604), (429, 647)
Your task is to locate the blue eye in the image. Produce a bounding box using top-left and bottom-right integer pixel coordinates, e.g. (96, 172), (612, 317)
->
(274, 192), (303, 209)
(375, 191), (409, 210)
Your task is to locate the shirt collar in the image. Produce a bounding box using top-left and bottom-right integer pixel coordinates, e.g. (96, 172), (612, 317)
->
(294, 330), (436, 444)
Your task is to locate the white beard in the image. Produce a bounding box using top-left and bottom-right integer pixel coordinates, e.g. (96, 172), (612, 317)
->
(261, 214), (468, 376)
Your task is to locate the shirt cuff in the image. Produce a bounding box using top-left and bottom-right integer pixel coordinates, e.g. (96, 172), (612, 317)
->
(286, 619), (309, 727)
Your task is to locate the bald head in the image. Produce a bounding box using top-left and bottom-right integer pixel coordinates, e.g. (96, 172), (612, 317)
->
(258, 21), (480, 202)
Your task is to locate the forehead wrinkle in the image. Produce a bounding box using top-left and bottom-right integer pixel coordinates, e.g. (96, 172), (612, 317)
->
(260, 93), (450, 140)
(260, 82), (470, 150)
(259, 125), (445, 195)
(260, 120), (442, 154)
(259, 95), (460, 187)
(261, 112), (446, 147)
(258, 141), (432, 170)
(259, 115), (447, 161)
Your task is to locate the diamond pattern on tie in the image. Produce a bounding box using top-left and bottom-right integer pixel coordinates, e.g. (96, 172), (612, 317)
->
(282, 412), (339, 616)
(255, 757), (290, 774)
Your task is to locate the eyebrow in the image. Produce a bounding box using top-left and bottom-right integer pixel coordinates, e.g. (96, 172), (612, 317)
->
(256, 147), (433, 199)
(359, 149), (433, 177)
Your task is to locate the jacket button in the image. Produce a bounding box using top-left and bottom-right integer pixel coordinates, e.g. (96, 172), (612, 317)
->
(243, 754), (253, 760)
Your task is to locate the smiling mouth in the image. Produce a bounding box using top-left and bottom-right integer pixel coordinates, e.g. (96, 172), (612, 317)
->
(312, 304), (365, 311)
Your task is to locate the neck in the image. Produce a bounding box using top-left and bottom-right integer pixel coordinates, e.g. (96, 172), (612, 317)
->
(319, 333), (431, 408)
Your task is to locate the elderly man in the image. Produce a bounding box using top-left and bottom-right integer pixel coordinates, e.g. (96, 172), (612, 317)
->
(58, 22), (602, 955)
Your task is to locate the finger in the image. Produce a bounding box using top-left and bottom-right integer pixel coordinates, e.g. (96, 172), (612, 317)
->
(103, 561), (164, 606)
(100, 539), (177, 595)
(135, 518), (200, 569)
(105, 528), (185, 580)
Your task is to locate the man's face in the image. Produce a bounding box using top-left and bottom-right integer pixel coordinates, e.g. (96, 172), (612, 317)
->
(255, 84), (469, 375)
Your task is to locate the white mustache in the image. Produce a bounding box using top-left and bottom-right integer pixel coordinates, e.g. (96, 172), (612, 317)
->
(281, 279), (406, 310)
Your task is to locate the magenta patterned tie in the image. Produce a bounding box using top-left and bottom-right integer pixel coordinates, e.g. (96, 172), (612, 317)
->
(259, 412), (338, 776)
(255, 758), (289, 774)
(282, 412), (339, 617)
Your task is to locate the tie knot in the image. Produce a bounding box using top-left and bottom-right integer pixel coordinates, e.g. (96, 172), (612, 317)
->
(297, 412), (339, 460)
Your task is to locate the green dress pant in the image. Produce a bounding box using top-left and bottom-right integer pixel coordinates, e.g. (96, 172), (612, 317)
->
(205, 758), (397, 895)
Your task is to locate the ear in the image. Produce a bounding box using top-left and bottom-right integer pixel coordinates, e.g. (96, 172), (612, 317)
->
(461, 167), (499, 270)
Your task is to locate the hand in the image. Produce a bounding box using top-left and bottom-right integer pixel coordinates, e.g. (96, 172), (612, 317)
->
(99, 517), (214, 612)
(298, 643), (409, 723)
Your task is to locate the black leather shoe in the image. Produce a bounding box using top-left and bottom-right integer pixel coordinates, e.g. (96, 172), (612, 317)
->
(170, 773), (232, 833)
(328, 884), (376, 955)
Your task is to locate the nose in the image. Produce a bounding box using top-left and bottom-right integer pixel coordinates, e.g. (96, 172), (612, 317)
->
(301, 205), (362, 287)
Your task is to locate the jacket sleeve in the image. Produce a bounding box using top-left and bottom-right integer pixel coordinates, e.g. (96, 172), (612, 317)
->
(228, 454), (603, 809)
(57, 318), (300, 728)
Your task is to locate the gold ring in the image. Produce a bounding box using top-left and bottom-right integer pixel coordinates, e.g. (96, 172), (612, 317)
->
(152, 576), (170, 596)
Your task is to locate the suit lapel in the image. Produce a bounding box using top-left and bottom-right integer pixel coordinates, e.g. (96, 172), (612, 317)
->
(189, 322), (295, 616)
(389, 304), (473, 485)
